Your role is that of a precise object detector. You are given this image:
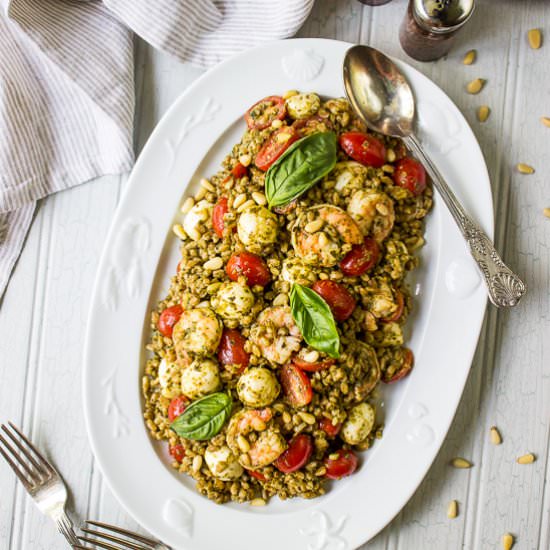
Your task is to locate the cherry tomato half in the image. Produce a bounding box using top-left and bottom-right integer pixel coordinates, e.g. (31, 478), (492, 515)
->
(274, 434), (314, 473)
(319, 418), (342, 438)
(247, 469), (267, 482)
(226, 252), (271, 287)
(324, 449), (358, 479)
(312, 280), (356, 322)
(382, 289), (405, 324)
(339, 237), (380, 277)
(280, 363), (313, 408)
(382, 348), (414, 383)
(231, 163), (248, 179)
(168, 395), (189, 423)
(169, 443), (186, 463)
(212, 197), (229, 238)
(245, 96), (286, 130)
(292, 115), (333, 137)
(157, 305), (183, 337)
(292, 356), (335, 373)
(255, 126), (299, 171)
(339, 132), (386, 168)
(217, 329), (250, 373)
(393, 157), (427, 196)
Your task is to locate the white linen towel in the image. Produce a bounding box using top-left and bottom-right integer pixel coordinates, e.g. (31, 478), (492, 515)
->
(0, 0), (314, 298)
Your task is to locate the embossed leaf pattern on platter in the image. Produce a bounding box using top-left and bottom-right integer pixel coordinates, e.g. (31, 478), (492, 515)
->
(163, 498), (194, 538)
(300, 510), (349, 550)
(281, 49), (325, 81)
(101, 370), (131, 438)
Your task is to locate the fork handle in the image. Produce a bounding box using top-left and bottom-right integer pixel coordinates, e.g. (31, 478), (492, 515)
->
(404, 134), (526, 308)
(55, 511), (80, 546)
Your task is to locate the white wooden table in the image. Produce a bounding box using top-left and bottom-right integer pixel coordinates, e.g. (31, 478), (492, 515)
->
(1, 1), (549, 548)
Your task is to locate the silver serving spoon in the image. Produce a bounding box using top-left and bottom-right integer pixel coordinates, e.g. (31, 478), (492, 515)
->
(343, 45), (526, 308)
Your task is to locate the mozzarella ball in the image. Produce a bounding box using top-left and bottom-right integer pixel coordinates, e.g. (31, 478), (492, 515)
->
(204, 446), (244, 481)
(237, 206), (278, 252)
(280, 257), (316, 286)
(211, 282), (255, 321)
(172, 308), (222, 357)
(341, 403), (375, 445)
(285, 93), (321, 120)
(237, 367), (280, 407)
(183, 200), (213, 241)
(180, 358), (221, 399)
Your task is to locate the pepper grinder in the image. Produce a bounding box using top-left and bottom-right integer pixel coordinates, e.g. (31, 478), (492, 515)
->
(399, 0), (475, 62)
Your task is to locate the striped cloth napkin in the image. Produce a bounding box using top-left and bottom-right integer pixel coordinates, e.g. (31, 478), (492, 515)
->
(0, 0), (314, 298)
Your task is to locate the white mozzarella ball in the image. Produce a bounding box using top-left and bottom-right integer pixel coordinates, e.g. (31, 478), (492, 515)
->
(341, 403), (375, 445)
(204, 446), (244, 480)
(237, 367), (280, 407)
(180, 358), (221, 399)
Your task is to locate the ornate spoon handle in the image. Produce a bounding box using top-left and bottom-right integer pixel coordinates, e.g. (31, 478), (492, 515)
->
(404, 134), (526, 307)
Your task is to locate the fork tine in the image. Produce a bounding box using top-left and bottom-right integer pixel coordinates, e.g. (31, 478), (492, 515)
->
(86, 521), (158, 546)
(81, 528), (146, 550)
(0, 442), (33, 490)
(72, 546), (92, 550)
(0, 431), (42, 485)
(7, 422), (56, 475)
(77, 535), (126, 550)
(1, 424), (49, 479)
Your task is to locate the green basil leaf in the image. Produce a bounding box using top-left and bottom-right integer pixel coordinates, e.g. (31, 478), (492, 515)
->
(170, 392), (232, 440)
(290, 283), (340, 358)
(265, 132), (337, 208)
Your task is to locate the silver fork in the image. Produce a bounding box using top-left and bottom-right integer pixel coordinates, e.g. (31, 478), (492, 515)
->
(0, 422), (79, 546)
(74, 520), (172, 550)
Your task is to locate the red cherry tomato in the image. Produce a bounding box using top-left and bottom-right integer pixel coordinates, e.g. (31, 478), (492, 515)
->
(292, 356), (335, 372)
(319, 418), (342, 438)
(274, 434), (314, 473)
(324, 449), (358, 479)
(292, 115), (333, 137)
(311, 280), (356, 322)
(247, 469), (267, 482)
(382, 289), (405, 323)
(226, 252), (271, 287)
(393, 157), (427, 196)
(245, 96), (286, 130)
(339, 132), (386, 168)
(217, 329), (250, 373)
(168, 395), (189, 422)
(280, 363), (313, 407)
(231, 163), (248, 179)
(255, 126), (299, 171)
(382, 348), (414, 383)
(339, 238), (380, 277)
(212, 197), (229, 238)
(157, 305), (183, 337)
(169, 443), (186, 463)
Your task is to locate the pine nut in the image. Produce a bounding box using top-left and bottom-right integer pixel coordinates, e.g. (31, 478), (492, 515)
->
(237, 199), (256, 213)
(187, 227), (200, 241)
(302, 350), (320, 363)
(194, 186), (207, 201)
(450, 457), (472, 469)
(376, 203), (389, 216)
(328, 452), (340, 460)
(282, 411), (292, 424)
(305, 219), (324, 233)
(200, 178), (215, 191)
(477, 105), (490, 122)
(239, 154), (252, 167)
(271, 119), (283, 129)
(517, 453), (535, 464)
(317, 232), (329, 248)
(252, 418), (266, 431)
(233, 193), (247, 208)
(240, 454), (251, 467)
(237, 435), (251, 453)
(541, 116), (550, 128)
(315, 466), (327, 476)
(203, 257), (223, 271)
(192, 455), (203, 472)
(447, 500), (458, 519)
(386, 148), (396, 163)
(502, 533), (514, 550)
(172, 224), (187, 240)
(250, 498), (266, 506)
(516, 163), (535, 174)
(272, 293), (289, 307)
(283, 90), (299, 100)
(543, 207), (550, 218)
(252, 191), (267, 205)
(180, 197), (195, 213)
(490, 426), (502, 445)
(463, 49), (476, 65)
(466, 78), (485, 94)
(528, 28), (542, 49)
(298, 412), (316, 425)
(207, 282), (222, 294)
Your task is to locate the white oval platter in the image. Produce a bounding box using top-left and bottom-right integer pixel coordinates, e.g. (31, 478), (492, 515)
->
(83, 38), (493, 550)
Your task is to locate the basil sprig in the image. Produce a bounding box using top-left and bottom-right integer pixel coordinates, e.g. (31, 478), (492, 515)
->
(290, 283), (340, 358)
(171, 392), (232, 440)
(265, 132), (337, 208)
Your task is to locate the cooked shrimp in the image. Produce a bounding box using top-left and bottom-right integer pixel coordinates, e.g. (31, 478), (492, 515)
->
(249, 306), (302, 365)
(172, 307), (222, 360)
(291, 205), (363, 267)
(348, 190), (395, 242)
(226, 408), (287, 469)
